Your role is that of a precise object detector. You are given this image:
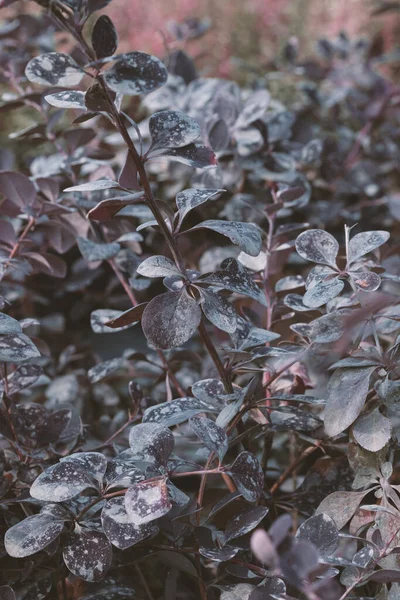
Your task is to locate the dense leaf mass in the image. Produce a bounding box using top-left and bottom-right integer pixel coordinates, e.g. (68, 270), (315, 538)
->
(0, 1), (399, 598)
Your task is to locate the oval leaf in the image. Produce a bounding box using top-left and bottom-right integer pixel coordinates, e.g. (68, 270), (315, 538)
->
(189, 415), (228, 461)
(92, 15), (118, 60)
(63, 528), (112, 582)
(143, 397), (217, 427)
(5, 514), (64, 558)
(176, 188), (223, 225)
(0, 333), (40, 363)
(225, 506), (269, 543)
(352, 409), (392, 452)
(200, 289), (237, 334)
(149, 110), (200, 151)
(295, 513), (339, 558)
(142, 291), (201, 349)
(44, 90), (86, 109)
(347, 231), (390, 264)
(192, 220), (262, 257)
(30, 462), (97, 502)
(104, 52), (168, 95)
(324, 366), (376, 437)
(296, 229), (339, 267)
(128, 423), (174, 465)
(228, 452), (264, 502)
(137, 255), (181, 278)
(101, 497), (156, 549)
(25, 53), (84, 87)
(125, 479), (171, 525)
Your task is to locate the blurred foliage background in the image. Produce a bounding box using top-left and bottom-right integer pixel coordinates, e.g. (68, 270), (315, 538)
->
(99, 0), (400, 79)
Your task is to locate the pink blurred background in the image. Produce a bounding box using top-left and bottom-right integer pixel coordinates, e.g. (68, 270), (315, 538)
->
(104, 0), (400, 77)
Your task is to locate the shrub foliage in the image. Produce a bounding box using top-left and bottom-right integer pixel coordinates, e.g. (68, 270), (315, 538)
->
(0, 1), (399, 599)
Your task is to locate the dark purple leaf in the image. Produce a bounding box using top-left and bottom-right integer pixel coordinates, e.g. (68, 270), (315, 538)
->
(158, 144), (217, 168)
(143, 397), (218, 427)
(45, 90), (86, 109)
(104, 52), (168, 95)
(125, 479), (172, 525)
(189, 415), (228, 461)
(0, 333), (40, 363)
(295, 229), (339, 268)
(63, 528), (112, 582)
(0, 171), (36, 207)
(128, 422), (174, 465)
(5, 514), (64, 558)
(347, 231), (390, 265)
(149, 110), (200, 151)
(191, 220), (262, 257)
(102, 497), (156, 549)
(142, 290), (201, 349)
(176, 188), (223, 225)
(30, 461), (97, 502)
(295, 513), (339, 558)
(200, 289), (237, 333)
(228, 451), (264, 502)
(225, 506), (269, 543)
(324, 366), (376, 437)
(137, 255), (181, 278)
(203, 258), (267, 306)
(92, 16), (118, 60)
(25, 53), (84, 87)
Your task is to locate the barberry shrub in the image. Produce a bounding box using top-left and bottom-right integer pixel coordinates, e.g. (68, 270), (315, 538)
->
(0, 1), (399, 599)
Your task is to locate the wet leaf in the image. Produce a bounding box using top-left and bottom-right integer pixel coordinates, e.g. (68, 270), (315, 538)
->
(149, 110), (200, 151)
(64, 180), (121, 192)
(44, 90), (86, 110)
(0, 171), (36, 207)
(347, 231), (390, 264)
(324, 367), (377, 437)
(77, 237), (120, 262)
(128, 422), (174, 465)
(0, 333), (40, 363)
(25, 53), (84, 87)
(125, 479), (172, 525)
(176, 188), (223, 225)
(295, 513), (339, 558)
(142, 291), (201, 349)
(316, 489), (371, 530)
(63, 528), (112, 582)
(30, 461), (97, 502)
(204, 258), (267, 306)
(228, 452), (264, 502)
(225, 506), (269, 543)
(352, 409), (392, 452)
(137, 255), (181, 278)
(200, 289), (237, 333)
(350, 270), (381, 292)
(101, 497), (156, 549)
(189, 415), (228, 461)
(192, 220), (262, 257)
(158, 144), (217, 168)
(303, 278), (344, 308)
(5, 514), (64, 558)
(104, 52), (168, 95)
(143, 397), (217, 427)
(296, 229), (339, 267)
(61, 452), (107, 483)
(91, 309), (137, 333)
(92, 15), (118, 60)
